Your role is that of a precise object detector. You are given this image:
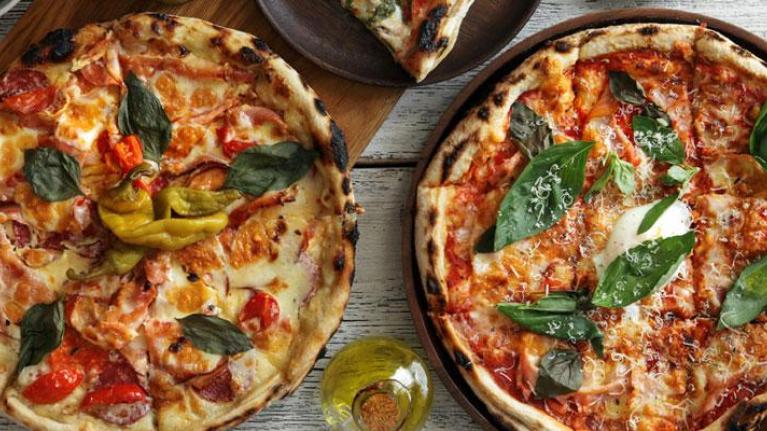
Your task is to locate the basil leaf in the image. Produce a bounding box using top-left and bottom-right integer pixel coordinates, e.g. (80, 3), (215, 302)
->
(632, 115), (685, 164)
(585, 153), (635, 202)
(509, 101), (553, 159)
(750, 100), (767, 170)
(642, 103), (672, 127)
(492, 141), (594, 251)
(662, 165), (699, 186)
(368, 0), (396, 23)
(23, 148), (82, 202)
(497, 305), (603, 356)
(177, 314), (252, 355)
(535, 348), (583, 398)
(609, 71), (646, 106)
(592, 231), (695, 308)
(637, 193), (679, 235)
(507, 292), (579, 313)
(224, 142), (319, 197)
(118, 72), (172, 162)
(16, 301), (64, 373)
(584, 158), (613, 203)
(612, 155), (636, 195)
(717, 255), (767, 330)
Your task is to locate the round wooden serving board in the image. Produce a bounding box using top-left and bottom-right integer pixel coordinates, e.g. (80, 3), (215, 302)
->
(402, 8), (767, 431)
(256, 0), (540, 87)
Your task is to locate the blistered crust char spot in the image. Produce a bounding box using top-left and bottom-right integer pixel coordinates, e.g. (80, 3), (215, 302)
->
(454, 350), (473, 370)
(239, 46), (264, 65)
(329, 120), (349, 171)
(440, 138), (468, 182)
(314, 98), (328, 116)
(341, 176), (352, 195)
(253, 37), (271, 53)
(477, 106), (490, 121)
(333, 252), (345, 271)
(22, 28), (75, 65)
(554, 40), (571, 53)
(638, 25), (660, 36)
(731, 44), (752, 58)
(418, 5), (449, 52)
(148, 12), (179, 33)
(426, 275), (440, 294)
(210, 36), (224, 47)
(582, 29), (606, 44)
(727, 400), (767, 429)
(344, 222), (360, 246)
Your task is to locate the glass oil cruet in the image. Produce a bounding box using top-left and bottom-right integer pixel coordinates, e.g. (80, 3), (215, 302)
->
(320, 337), (434, 431)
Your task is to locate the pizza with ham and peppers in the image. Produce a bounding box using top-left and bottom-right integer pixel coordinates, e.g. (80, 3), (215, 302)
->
(341, 0), (475, 82)
(0, 13), (357, 431)
(415, 23), (767, 430)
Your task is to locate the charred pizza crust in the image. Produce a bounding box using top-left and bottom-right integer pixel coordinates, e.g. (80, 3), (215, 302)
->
(415, 23), (767, 431)
(0, 13), (356, 431)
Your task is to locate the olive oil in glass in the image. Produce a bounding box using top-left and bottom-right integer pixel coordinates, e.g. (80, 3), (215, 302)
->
(320, 337), (433, 431)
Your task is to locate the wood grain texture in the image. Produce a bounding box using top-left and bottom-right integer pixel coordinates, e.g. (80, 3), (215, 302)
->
(4, 1), (767, 430)
(0, 0), (402, 164)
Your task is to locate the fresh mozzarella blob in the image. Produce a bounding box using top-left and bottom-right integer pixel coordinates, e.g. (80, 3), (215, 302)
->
(593, 199), (692, 277)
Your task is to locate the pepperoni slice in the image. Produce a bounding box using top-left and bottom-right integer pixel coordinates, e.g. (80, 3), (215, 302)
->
(22, 368), (84, 404)
(189, 363), (234, 403)
(0, 69), (55, 114)
(239, 290), (280, 331)
(81, 384), (150, 426)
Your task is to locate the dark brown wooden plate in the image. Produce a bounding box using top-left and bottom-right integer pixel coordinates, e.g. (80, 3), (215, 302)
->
(402, 9), (767, 431)
(255, 0), (540, 87)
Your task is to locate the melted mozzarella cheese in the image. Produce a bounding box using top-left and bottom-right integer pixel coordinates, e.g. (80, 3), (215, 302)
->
(593, 200), (692, 277)
(55, 86), (117, 152)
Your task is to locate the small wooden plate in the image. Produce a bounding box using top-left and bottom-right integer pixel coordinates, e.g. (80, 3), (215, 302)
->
(255, 0), (540, 87)
(402, 8), (767, 431)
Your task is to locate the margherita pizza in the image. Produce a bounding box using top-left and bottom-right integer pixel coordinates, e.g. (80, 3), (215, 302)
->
(0, 13), (357, 431)
(415, 23), (767, 430)
(341, 0), (475, 81)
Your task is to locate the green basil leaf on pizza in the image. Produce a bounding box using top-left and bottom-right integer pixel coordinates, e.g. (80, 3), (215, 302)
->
(491, 140), (594, 251)
(662, 165), (700, 186)
(592, 231), (695, 308)
(750, 100), (767, 170)
(585, 152), (635, 202)
(23, 147), (82, 202)
(118, 72), (173, 163)
(632, 115), (685, 164)
(16, 301), (64, 373)
(717, 255), (767, 330)
(177, 314), (253, 355)
(509, 101), (553, 159)
(535, 348), (583, 398)
(224, 142), (319, 197)
(637, 193), (679, 235)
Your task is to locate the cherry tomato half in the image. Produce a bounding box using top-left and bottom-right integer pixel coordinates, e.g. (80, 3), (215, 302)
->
(239, 290), (280, 331)
(22, 368), (84, 404)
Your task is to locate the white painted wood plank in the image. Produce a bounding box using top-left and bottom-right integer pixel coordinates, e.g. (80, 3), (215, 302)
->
(0, 167), (481, 431)
(360, 0), (767, 163)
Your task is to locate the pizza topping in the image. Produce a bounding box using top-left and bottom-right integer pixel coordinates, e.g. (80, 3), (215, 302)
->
(239, 290), (280, 331)
(717, 255), (767, 329)
(534, 348), (583, 398)
(592, 231), (695, 308)
(593, 199), (692, 277)
(21, 367), (83, 404)
(177, 314), (252, 355)
(81, 384), (150, 425)
(223, 141), (318, 197)
(497, 292), (603, 356)
(16, 301), (64, 373)
(117, 72), (172, 163)
(22, 147), (82, 202)
(367, 0), (397, 24)
(110, 135), (144, 173)
(509, 101), (553, 159)
(0, 69), (56, 115)
(189, 362), (235, 402)
(661, 164), (699, 186)
(153, 186), (240, 219)
(637, 193), (679, 235)
(485, 140), (594, 252)
(749, 100), (767, 170)
(584, 152), (635, 202)
(66, 241), (145, 280)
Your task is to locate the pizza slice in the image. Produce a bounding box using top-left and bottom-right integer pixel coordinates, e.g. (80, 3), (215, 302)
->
(341, 0), (476, 81)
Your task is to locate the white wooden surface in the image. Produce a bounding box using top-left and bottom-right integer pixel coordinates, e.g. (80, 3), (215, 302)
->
(2, 1), (767, 430)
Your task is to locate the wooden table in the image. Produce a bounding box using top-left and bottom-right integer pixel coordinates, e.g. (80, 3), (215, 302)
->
(1, 1), (766, 430)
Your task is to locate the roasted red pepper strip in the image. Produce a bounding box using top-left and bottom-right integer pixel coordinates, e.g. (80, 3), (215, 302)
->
(112, 135), (144, 173)
(22, 368), (84, 404)
(81, 383), (147, 409)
